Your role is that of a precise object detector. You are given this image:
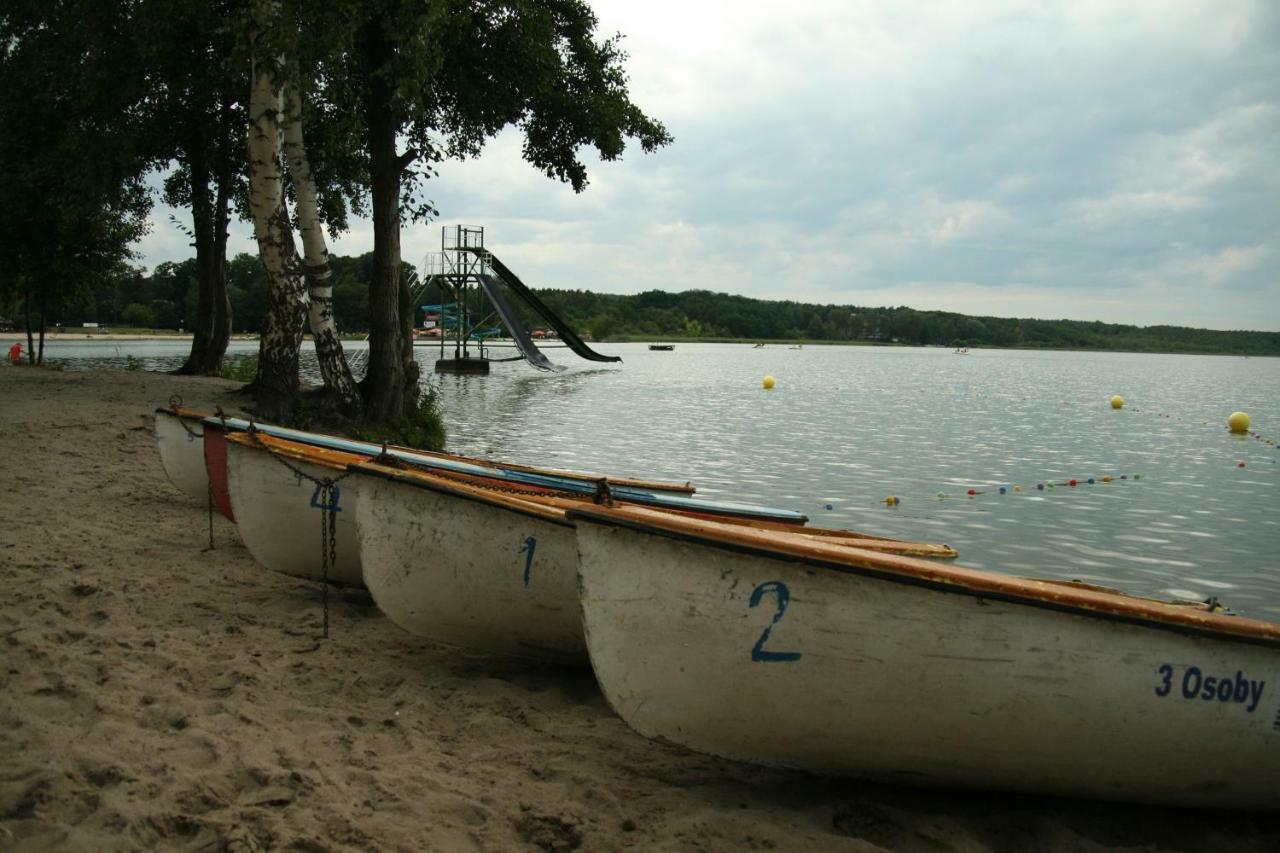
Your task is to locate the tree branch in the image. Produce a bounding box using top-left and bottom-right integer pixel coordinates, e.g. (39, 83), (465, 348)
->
(396, 148), (418, 172)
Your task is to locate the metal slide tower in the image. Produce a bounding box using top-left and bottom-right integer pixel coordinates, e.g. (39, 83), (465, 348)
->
(418, 225), (621, 374)
(420, 225), (499, 374)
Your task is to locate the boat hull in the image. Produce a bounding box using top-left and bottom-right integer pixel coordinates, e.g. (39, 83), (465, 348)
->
(354, 472), (585, 663)
(155, 410), (208, 502)
(224, 437), (363, 586)
(575, 519), (1280, 809)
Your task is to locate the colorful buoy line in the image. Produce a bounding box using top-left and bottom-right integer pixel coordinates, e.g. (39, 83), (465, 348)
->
(865, 400), (1274, 511)
(869, 473), (1142, 508)
(945, 473), (1141, 500)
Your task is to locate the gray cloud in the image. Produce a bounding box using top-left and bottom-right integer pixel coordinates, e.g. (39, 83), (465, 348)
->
(134, 1), (1280, 331)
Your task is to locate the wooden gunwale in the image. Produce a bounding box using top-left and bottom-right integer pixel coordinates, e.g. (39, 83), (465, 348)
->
(346, 456), (959, 557)
(157, 405), (695, 494)
(348, 459), (574, 527)
(566, 503), (1280, 648)
(226, 432), (571, 522)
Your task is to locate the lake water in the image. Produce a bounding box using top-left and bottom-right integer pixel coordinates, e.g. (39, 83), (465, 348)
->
(39, 339), (1280, 620)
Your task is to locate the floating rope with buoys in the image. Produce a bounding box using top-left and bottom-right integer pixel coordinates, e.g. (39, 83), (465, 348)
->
(823, 472), (1146, 512)
(933, 473), (1142, 502)
(827, 397), (1273, 513)
(1106, 395), (1276, 457)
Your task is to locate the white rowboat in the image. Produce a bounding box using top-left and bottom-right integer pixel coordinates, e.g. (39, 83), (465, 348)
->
(355, 463), (585, 662)
(155, 408), (211, 502)
(351, 460), (958, 662)
(223, 432), (363, 586)
(569, 503), (1280, 809)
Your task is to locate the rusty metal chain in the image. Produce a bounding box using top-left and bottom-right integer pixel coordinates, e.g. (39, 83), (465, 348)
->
(167, 396), (204, 440)
(318, 481), (336, 639)
(246, 425), (351, 640)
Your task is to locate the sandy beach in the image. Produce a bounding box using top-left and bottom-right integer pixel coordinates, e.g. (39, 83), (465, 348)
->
(1, 365), (1276, 852)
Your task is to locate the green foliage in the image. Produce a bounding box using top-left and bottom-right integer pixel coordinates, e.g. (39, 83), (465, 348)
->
(217, 354), (260, 382)
(536, 289), (1280, 355)
(124, 354), (143, 372)
(353, 385), (447, 452)
(122, 303), (157, 328)
(0, 3), (154, 316)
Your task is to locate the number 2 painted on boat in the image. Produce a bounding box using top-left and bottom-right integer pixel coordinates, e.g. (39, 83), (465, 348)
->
(749, 581), (802, 662)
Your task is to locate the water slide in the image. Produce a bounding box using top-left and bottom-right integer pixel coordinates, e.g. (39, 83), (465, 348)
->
(460, 247), (622, 364)
(474, 274), (564, 372)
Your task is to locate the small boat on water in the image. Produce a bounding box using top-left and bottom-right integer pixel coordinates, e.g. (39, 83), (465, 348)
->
(648, 344), (674, 351)
(154, 405), (696, 508)
(568, 502), (1280, 809)
(349, 457), (957, 662)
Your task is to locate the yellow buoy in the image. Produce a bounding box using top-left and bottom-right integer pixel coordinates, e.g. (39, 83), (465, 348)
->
(762, 375), (775, 390)
(1228, 411), (1250, 434)
(1110, 395), (1124, 410)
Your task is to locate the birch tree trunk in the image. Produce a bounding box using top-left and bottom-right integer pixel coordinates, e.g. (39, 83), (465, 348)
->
(246, 1), (306, 420)
(281, 82), (361, 414)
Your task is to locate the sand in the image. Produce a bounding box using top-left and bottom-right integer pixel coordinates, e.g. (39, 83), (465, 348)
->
(0, 365), (1275, 852)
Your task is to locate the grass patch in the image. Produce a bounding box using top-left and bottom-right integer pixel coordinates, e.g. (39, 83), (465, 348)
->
(352, 387), (447, 452)
(217, 355), (259, 383)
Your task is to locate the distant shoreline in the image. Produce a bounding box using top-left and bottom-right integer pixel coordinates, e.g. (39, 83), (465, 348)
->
(0, 331), (256, 342)
(1, 331), (1274, 358)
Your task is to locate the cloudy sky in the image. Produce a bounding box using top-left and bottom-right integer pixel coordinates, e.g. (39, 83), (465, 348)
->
(133, 0), (1280, 331)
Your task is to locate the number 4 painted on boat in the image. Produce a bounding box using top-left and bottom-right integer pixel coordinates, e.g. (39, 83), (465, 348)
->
(309, 483), (341, 512)
(749, 581), (802, 662)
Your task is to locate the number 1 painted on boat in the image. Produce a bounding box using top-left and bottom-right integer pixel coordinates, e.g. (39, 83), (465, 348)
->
(519, 536), (537, 587)
(749, 581), (802, 662)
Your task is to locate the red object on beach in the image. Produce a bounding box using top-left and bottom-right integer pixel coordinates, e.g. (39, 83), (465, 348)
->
(202, 424), (237, 522)
(8, 342), (21, 364)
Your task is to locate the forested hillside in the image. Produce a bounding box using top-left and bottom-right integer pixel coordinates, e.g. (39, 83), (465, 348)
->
(41, 252), (1280, 356)
(534, 289), (1280, 355)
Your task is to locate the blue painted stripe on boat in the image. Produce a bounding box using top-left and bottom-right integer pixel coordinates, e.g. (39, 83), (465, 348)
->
(204, 416), (806, 522)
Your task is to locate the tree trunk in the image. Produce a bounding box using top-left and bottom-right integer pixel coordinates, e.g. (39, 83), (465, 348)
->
(360, 20), (417, 422)
(208, 144), (232, 367)
(245, 3), (306, 420)
(36, 292), (45, 365)
(175, 112), (234, 376)
(24, 286), (34, 365)
(281, 82), (361, 414)
(174, 139), (215, 375)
